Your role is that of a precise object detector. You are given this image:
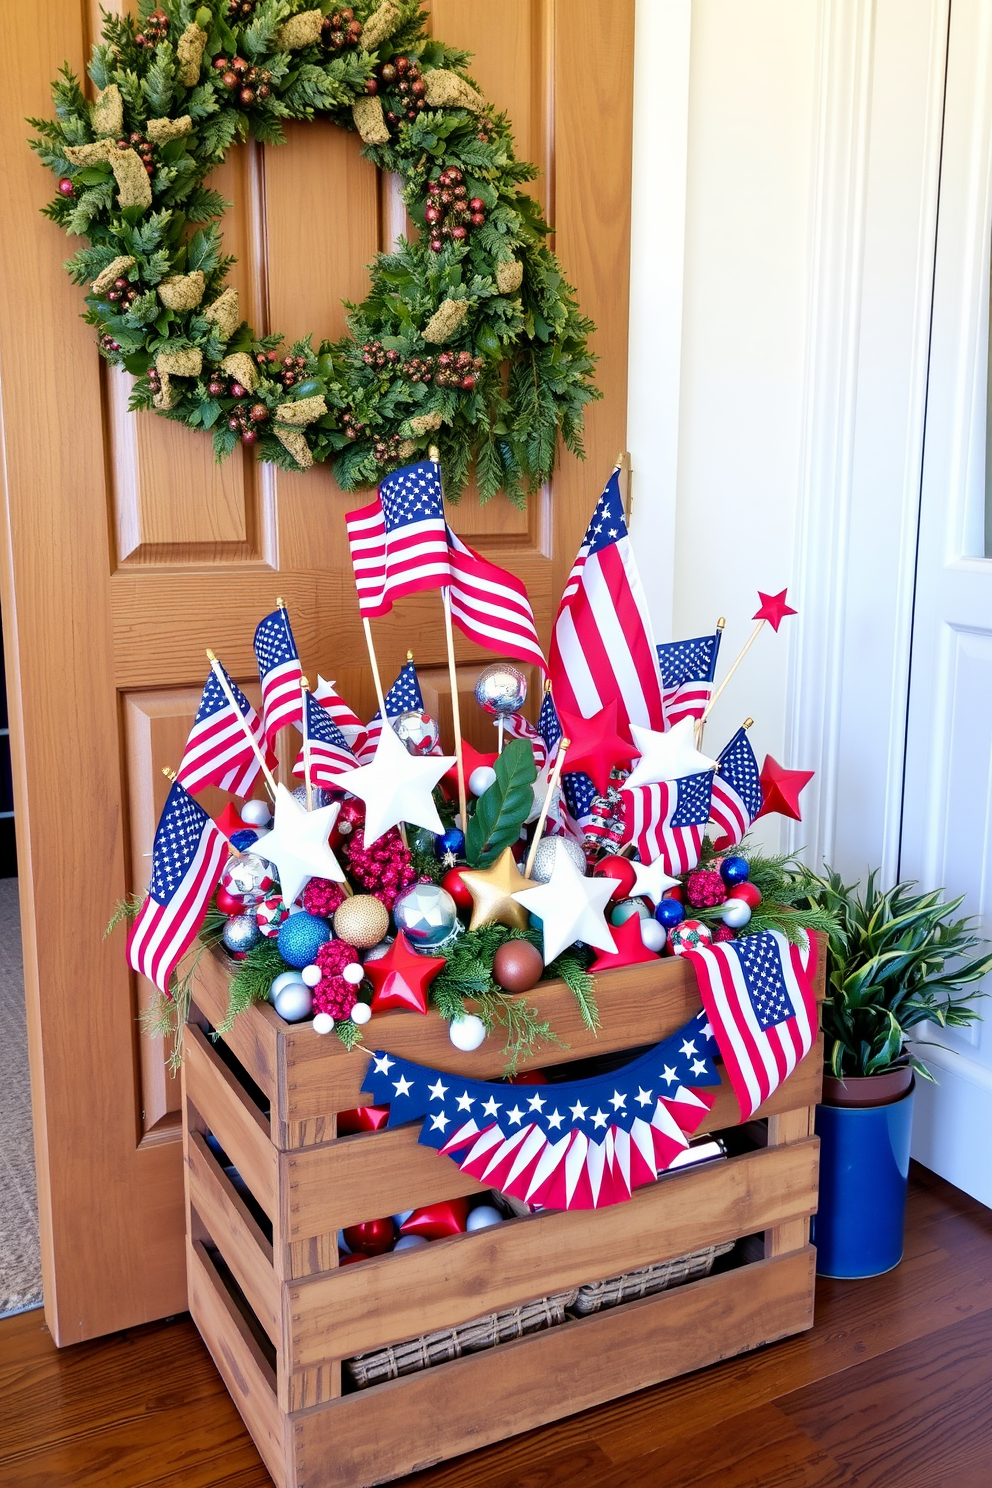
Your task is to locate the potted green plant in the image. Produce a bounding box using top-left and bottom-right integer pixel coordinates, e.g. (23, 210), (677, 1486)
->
(794, 867), (991, 1278)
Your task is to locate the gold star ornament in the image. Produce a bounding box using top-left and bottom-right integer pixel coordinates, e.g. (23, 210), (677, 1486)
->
(460, 847), (536, 931)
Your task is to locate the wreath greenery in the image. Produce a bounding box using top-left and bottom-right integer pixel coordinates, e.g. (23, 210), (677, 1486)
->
(30, 0), (599, 505)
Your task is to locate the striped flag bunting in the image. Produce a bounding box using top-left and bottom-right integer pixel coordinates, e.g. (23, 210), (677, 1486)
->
(176, 664), (264, 797)
(657, 632), (722, 727)
(445, 527), (547, 674)
(346, 460), (450, 618)
(253, 607), (304, 752)
(127, 781), (228, 997)
(293, 691), (356, 788)
(683, 931), (818, 1120)
(709, 726), (764, 851)
(362, 1011), (721, 1210)
(621, 770), (714, 873)
(313, 675), (368, 756)
(549, 470), (665, 741)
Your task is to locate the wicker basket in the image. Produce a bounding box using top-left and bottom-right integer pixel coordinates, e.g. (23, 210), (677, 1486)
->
(568, 1241), (736, 1317)
(344, 1289), (579, 1388)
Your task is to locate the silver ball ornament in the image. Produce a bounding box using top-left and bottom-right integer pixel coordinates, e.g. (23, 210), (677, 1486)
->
(474, 662), (527, 716)
(292, 784), (331, 810)
(269, 970), (308, 1004)
(363, 936), (394, 962)
(273, 982), (314, 1023)
(640, 919), (667, 953)
(529, 834), (587, 884)
(392, 882), (458, 952)
(221, 852), (273, 904)
(392, 710), (441, 756)
(394, 1233), (429, 1251)
(222, 912), (260, 954)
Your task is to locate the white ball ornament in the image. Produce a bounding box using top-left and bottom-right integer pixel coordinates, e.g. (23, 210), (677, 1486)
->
(350, 1002), (372, 1026)
(469, 765), (498, 796)
(270, 970), (307, 1003)
(240, 798), (272, 828)
(720, 898), (753, 928)
(312, 1012), (335, 1035)
(393, 1233), (430, 1251)
(448, 1014), (486, 1051)
(301, 964), (322, 987)
(273, 982), (314, 1023)
(342, 963), (366, 986)
(639, 919), (667, 953)
(466, 1205), (504, 1231)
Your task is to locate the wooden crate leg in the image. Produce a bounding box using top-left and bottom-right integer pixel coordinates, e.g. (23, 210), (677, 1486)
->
(765, 1107), (816, 1257)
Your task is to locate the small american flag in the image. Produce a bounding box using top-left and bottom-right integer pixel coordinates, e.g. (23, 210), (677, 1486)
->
(293, 691), (356, 788)
(549, 471), (665, 740)
(346, 461), (450, 618)
(254, 608), (304, 753)
(657, 632), (722, 727)
(709, 727), (763, 850)
(126, 781), (228, 996)
(534, 691), (596, 831)
(357, 661), (425, 764)
(683, 931), (818, 1119)
(176, 665), (264, 797)
(313, 675), (368, 756)
(621, 770), (714, 873)
(501, 711), (545, 766)
(446, 528), (547, 674)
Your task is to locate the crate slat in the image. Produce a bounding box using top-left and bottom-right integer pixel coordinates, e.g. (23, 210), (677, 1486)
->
(185, 1023), (279, 1220)
(286, 1139), (818, 1369)
(193, 952), (280, 1103)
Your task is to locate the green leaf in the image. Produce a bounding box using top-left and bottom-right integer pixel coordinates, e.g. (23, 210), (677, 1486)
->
(464, 737), (536, 867)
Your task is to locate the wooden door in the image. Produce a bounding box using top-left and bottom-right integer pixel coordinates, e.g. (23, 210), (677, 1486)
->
(0, 0), (633, 1343)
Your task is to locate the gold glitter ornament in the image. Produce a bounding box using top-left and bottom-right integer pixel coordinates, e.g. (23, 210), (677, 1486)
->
(460, 847), (535, 932)
(333, 895), (390, 949)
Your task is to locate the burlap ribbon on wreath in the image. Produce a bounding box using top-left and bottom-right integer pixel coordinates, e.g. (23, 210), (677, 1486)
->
(273, 395), (327, 470)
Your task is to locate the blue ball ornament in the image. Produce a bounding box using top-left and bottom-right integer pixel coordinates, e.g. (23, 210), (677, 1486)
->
(720, 856), (750, 886)
(230, 828), (259, 852)
(277, 911), (331, 969)
(436, 826), (465, 858)
(655, 898), (686, 929)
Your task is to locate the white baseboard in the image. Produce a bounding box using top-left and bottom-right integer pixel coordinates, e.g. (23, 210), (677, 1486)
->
(910, 1046), (992, 1207)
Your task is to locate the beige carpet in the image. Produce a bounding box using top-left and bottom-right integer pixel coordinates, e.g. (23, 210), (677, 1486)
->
(0, 878), (42, 1317)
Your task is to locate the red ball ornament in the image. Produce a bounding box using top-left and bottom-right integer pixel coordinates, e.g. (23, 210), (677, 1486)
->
(728, 881), (762, 908)
(592, 856), (638, 902)
(216, 886), (245, 916)
(339, 1251), (367, 1265)
(441, 867), (473, 910)
(58, 176), (75, 197)
(341, 1217), (395, 1256)
(400, 1198), (469, 1239)
(509, 1069), (548, 1085)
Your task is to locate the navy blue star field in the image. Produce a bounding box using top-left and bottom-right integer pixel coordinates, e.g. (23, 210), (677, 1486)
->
(671, 770), (715, 828)
(656, 634), (721, 688)
(380, 460), (445, 533)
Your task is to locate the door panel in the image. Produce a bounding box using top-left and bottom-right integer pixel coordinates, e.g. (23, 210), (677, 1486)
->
(0, 0), (633, 1340)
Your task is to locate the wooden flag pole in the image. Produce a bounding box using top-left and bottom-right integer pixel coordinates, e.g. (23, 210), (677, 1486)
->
(524, 738), (570, 881)
(206, 649), (278, 797)
(695, 615), (727, 749)
(430, 443), (468, 830)
(363, 619), (387, 717)
(300, 676), (313, 810)
(700, 618), (765, 727)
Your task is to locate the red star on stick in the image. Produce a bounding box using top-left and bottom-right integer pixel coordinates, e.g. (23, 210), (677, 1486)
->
(366, 932), (446, 1015)
(590, 914), (658, 973)
(215, 802), (247, 840)
(755, 755), (814, 822)
(557, 700), (637, 795)
(442, 738), (498, 794)
(753, 589), (798, 632)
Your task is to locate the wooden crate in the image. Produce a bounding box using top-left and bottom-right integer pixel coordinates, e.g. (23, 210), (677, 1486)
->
(183, 939), (824, 1488)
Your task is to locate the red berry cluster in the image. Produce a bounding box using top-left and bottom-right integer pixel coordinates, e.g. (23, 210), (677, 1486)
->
(135, 8), (168, 46)
(227, 0), (257, 20)
(254, 349), (306, 389)
(424, 169), (485, 253)
(432, 349), (481, 390)
(100, 333), (122, 354)
(105, 273), (139, 311)
(344, 828), (416, 909)
(58, 176), (75, 198)
(359, 345), (483, 391)
(341, 410), (368, 441)
(321, 7), (363, 49)
(147, 365), (162, 395)
(302, 877), (347, 918)
(312, 939), (361, 1019)
(372, 433), (404, 464)
(225, 400), (269, 445)
(213, 55), (272, 108)
(116, 131), (155, 178)
(685, 869), (728, 909)
(712, 924), (737, 943)
(367, 56), (426, 126)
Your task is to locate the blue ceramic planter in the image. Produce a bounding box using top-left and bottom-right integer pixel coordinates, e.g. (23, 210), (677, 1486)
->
(812, 1081), (915, 1278)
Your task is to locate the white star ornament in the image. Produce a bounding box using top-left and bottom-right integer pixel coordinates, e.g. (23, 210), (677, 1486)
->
(251, 784), (345, 905)
(326, 719), (455, 845)
(628, 855), (681, 905)
(624, 717), (719, 790)
(513, 847), (617, 964)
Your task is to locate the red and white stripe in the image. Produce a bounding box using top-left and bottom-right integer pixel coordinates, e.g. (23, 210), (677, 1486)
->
(346, 498), (450, 619)
(708, 775), (751, 852)
(684, 933), (818, 1120)
(292, 739), (354, 789)
(260, 660), (303, 751)
(446, 529), (548, 674)
(663, 679), (713, 729)
(621, 782), (705, 874)
(126, 823), (228, 997)
(176, 698), (263, 798)
(314, 676), (368, 755)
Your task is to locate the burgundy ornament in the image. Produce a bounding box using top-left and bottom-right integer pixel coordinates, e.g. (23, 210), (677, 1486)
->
(492, 939), (544, 994)
(342, 1216), (396, 1255)
(592, 856), (638, 903)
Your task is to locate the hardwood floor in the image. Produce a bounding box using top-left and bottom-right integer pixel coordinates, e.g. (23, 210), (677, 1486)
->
(1, 1162), (990, 1488)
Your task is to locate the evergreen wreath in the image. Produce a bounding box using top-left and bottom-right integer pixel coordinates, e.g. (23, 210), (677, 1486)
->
(30, 1), (599, 505)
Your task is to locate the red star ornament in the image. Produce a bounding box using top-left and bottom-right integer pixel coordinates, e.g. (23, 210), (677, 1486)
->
(753, 589), (798, 632)
(755, 755), (814, 822)
(557, 700), (637, 795)
(215, 802), (246, 840)
(590, 913), (659, 972)
(400, 1197), (470, 1239)
(366, 932), (446, 1016)
(442, 739), (498, 795)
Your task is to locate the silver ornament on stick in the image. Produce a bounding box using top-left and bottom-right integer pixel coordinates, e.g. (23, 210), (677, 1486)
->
(475, 663), (527, 716)
(393, 710), (441, 756)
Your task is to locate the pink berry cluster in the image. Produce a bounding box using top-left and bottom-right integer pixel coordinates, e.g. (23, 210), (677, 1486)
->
(340, 410), (369, 441)
(424, 169), (486, 253)
(135, 8), (168, 46)
(685, 869), (727, 909)
(344, 828), (416, 909)
(212, 55), (273, 109)
(254, 349), (307, 389)
(303, 877), (346, 918)
(320, 7), (363, 50)
(313, 940), (360, 1019)
(116, 131), (156, 179)
(360, 344), (484, 392)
